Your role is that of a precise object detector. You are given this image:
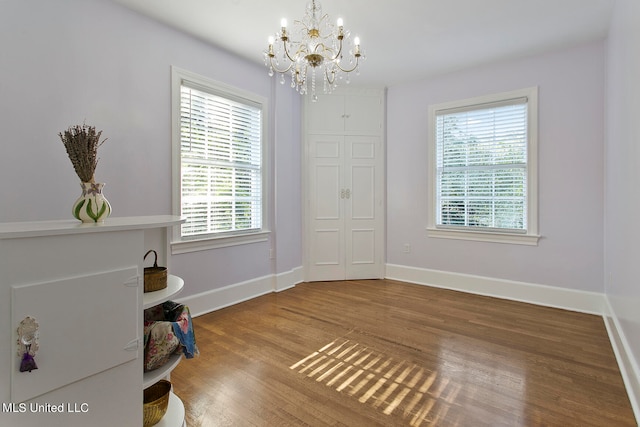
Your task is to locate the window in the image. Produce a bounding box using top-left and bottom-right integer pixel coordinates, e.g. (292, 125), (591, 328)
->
(171, 67), (268, 253)
(427, 88), (539, 245)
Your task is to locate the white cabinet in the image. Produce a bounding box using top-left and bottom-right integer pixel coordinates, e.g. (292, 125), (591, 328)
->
(306, 89), (384, 135)
(304, 88), (385, 281)
(0, 216), (183, 427)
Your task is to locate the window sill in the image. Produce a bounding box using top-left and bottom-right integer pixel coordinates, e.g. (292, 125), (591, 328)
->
(171, 230), (270, 254)
(426, 227), (540, 246)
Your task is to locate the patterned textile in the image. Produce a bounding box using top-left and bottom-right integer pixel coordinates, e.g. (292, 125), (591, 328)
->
(143, 301), (198, 372)
(164, 301), (199, 359)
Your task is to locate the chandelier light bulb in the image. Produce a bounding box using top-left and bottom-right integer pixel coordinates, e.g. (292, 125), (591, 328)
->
(354, 37), (361, 56)
(337, 18), (343, 27)
(281, 18), (287, 29)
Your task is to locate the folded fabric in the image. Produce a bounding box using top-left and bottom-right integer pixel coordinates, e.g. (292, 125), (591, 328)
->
(143, 301), (199, 372)
(163, 301), (199, 359)
(143, 319), (180, 371)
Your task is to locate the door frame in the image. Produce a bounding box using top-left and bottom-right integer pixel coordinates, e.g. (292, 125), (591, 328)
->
(302, 87), (387, 282)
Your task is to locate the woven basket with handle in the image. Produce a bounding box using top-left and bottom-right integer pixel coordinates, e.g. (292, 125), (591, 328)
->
(143, 249), (167, 293)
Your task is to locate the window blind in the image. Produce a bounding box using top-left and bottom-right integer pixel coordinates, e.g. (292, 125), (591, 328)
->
(180, 84), (262, 238)
(435, 99), (528, 232)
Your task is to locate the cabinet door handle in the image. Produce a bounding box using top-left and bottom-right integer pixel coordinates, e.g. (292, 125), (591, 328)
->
(345, 189), (351, 199)
(340, 189), (346, 199)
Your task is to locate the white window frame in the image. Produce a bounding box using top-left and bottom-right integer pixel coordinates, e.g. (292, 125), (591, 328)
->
(170, 66), (269, 254)
(427, 87), (539, 245)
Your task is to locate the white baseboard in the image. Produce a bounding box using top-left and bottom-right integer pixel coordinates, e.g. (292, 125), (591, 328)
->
(176, 266), (303, 318)
(603, 298), (640, 422)
(273, 266), (304, 293)
(385, 264), (605, 314)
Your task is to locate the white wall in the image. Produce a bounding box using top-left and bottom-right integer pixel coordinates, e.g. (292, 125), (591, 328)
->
(605, 0), (640, 412)
(386, 41), (605, 294)
(273, 82), (303, 276)
(0, 0), (302, 298)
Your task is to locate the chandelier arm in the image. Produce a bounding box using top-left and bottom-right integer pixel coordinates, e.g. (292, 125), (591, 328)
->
(268, 55), (295, 74)
(332, 55), (360, 73)
(281, 39), (299, 64)
(327, 37), (344, 62)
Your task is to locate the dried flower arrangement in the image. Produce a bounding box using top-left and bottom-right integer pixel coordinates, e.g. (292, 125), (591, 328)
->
(58, 123), (107, 183)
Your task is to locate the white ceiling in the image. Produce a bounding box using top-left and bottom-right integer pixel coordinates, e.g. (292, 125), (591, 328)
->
(112, 0), (615, 87)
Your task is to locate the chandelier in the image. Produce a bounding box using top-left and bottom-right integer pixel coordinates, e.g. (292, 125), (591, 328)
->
(264, 0), (365, 101)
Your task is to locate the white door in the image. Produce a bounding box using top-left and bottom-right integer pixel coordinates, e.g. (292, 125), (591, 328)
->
(344, 135), (384, 279)
(307, 134), (345, 280)
(307, 134), (384, 281)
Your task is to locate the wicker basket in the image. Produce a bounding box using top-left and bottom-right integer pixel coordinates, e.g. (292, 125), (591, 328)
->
(143, 379), (171, 426)
(143, 250), (167, 293)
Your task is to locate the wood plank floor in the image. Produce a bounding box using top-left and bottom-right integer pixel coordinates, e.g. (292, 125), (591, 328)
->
(170, 279), (636, 426)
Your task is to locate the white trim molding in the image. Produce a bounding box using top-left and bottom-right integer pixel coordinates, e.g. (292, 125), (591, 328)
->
(171, 230), (270, 255)
(176, 267), (303, 318)
(385, 263), (604, 315)
(426, 227), (540, 246)
(603, 298), (640, 421)
(273, 266), (304, 293)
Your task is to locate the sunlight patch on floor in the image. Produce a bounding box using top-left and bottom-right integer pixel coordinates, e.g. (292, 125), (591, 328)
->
(290, 338), (461, 426)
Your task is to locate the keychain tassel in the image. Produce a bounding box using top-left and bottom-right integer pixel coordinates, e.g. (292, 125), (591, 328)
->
(19, 344), (37, 372)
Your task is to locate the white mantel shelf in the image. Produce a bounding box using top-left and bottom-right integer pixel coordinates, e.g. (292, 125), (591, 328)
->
(0, 215), (184, 239)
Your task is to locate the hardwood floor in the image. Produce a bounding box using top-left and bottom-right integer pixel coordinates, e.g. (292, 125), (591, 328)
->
(170, 279), (636, 426)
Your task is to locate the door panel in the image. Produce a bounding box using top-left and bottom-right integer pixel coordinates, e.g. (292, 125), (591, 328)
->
(315, 165), (341, 219)
(315, 229), (342, 265)
(351, 165), (375, 219)
(352, 140), (375, 159)
(345, 135), (383, 279)
(306, 95), (345, 133)
(316, 139), (341, 158)
(345, 95), (382, 133)
(351, 229), (376, 264)
(308, 135), (345, 280)
(11, 267), (139, 402)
